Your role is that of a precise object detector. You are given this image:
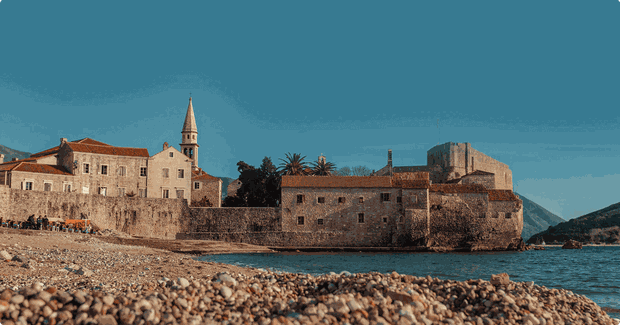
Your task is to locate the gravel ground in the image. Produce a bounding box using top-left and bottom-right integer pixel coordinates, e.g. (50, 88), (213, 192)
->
(1, 229), (619, 325)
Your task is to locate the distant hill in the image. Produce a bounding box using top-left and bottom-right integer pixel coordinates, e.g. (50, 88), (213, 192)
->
(217, 177), (235, 198)
(527, 202), (620, 245)
(517, 192), (565, 241)
(0, 144), (31, 163)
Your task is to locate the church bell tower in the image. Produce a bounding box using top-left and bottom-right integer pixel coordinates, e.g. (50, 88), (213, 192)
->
(180, 97), (200, 170)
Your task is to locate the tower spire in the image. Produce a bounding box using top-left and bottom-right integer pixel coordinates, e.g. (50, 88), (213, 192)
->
(180, 96), (200, 170)
(183, 97), (198, 133)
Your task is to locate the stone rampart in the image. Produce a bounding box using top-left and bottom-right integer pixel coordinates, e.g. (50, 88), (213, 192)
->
(189, 207), (281, 233)
(177, 231), (393, 247)
(0, 186), (189, 239)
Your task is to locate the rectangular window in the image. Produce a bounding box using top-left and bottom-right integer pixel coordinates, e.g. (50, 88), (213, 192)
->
(99, 187), (107, 196)
(383, 217), (387, 223)
(64, 183), (72, 192)
(118, 166), (126, 177)
(505, 212), (512, 219)
(194, 182), (200, 190)
(101, 165), (108, 175)
(317, 197), (325, 204)
(381, 193), (391, 202)
(359, 197), (364, 203)
(25, 182), (33, 190)
(82, 186), (89, 194)
(169, 152), (174, 157)
(297, 216), (304, 225)
(317, 218), (324, 225)
(338, 197), (345, 204)
(140, 167), (147, 177)
(139, 189), (146, 198)
(118, 188), (125, 197)
(397, 196), (402, 203)
(297, 195), (304, 204)
(358, 213), (365, 223)
(176, 190), (184, 199)
(162, 168), (169, 178)
(44, 182), (52, 192)
(83, 163), (90, 174)
(162, 189), (169, 198)
(178, 169), (184, 179)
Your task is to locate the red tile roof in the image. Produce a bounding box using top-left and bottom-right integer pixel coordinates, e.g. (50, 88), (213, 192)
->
(466, 170), (495, 176)
(9, 163), (72, 176)
(430, 184), (488, 194)
(193, 171), (221, 182)
(282, 176), (393, 188)
(0, 162), (21, 171)
(66, 143), (149, 157)
(488, 190), (519, 201)
(392, 179), (430, 189)
(29, 138), (112, 158)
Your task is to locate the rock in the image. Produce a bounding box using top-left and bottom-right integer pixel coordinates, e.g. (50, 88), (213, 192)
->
(562, 239), (583, 249)
(177, 277), (190, 288)
(98, 314), (118, 325)
(490, 273), (510, 286)
(0, 250), (12, 261)
(76, 267), (94, 277)
(216, 273), (237, 286)
(220, 286), (232, 299)
(506, 237), (527, 251)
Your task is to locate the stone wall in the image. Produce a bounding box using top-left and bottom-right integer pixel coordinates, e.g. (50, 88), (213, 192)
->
(178, 231), (394, 247)
(0, 186), (189, 239)
(189, 207), (281, 233)
(8, 171), (75, 192)
(191, 178), (222, 207)
(461, 174), (495, 189)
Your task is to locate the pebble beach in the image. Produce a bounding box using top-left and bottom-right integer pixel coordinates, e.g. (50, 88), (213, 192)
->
(1, 229), (619, 325)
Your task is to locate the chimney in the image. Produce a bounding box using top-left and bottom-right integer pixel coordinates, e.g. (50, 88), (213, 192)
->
(12, 158), (18, 162)
(163, 142), (169, 150)
(0, 154), (3, 164)
(388, 149), (392, 167)
(60, 138), (68, 146)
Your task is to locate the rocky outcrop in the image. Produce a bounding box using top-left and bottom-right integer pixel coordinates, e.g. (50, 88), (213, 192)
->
(562, 239), (583, 249)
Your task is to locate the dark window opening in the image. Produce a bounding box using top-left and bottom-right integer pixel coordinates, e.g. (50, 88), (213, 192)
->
(297, 195), (304, 203)
(338, 197), (345, 203)
(381, 193), (390, 201)
(382, 217), (387, 223)
(397, 196), (402, 203)
(358, 213), (365, 223)
(317, 219), (324, 225)
(359, 197), (364, 203)
(318, 197), (325, 203)
(297, 216), (304, 225)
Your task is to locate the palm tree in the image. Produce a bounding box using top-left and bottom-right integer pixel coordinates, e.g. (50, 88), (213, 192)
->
(310, 159), (337, 176)
(278, 152), (310, 176)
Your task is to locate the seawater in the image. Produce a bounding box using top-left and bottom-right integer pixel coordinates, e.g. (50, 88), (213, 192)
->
(196, 246), (620, 319)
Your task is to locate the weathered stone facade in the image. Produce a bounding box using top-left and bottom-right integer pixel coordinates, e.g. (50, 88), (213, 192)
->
(147, 146), (192, 199)
(191, 169), (222, 207)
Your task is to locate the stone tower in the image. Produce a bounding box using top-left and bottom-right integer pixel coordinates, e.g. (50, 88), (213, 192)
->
(180, 97), (200, 170)
(318, 153), (326, 164)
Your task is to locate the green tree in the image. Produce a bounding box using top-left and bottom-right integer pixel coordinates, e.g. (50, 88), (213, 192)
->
(222, 158), (281, 207)
(260, 157), (281, 207)
(310, 159), (337, 176)
(278, 152), (310, 176)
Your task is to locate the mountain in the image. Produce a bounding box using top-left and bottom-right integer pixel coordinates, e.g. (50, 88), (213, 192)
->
(0, 144), (31, 163)
(517, 192), (565, 241)
(217, 177), (235, 198)
(527, 202), (620, 245)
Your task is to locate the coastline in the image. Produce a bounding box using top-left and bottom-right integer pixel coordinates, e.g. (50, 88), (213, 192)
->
(1, 229), (619, 324)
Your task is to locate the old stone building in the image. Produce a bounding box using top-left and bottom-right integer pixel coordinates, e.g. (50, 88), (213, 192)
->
(0, 97), (224, 202)
(374, 142), (513, 190)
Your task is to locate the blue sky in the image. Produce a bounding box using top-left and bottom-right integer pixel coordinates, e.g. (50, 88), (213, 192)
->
(1, 1), (619, 220)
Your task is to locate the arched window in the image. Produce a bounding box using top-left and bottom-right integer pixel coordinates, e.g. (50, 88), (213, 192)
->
(189, 149), (193, 158)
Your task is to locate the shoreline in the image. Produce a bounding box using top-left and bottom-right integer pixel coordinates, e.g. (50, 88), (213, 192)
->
(1, 229), (620, 324)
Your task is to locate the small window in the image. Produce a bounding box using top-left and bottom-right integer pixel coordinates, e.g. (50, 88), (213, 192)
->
(162, 168), (169, 178)
(83, 163), (90, 174)
(25, 182), (33, 191)
(506, 212), (512, 219)
(118, 188), (125, 197)
(118, 166), (126, 177)
(318, 197), (325, 204)
(338, 197), (345, 203)
(193, 135), (196, 140)
(178, 169), (184, 179)
(383, 217), (387, 223)
(317, 218), (324, 225)
(44, 182), (52, 192)
(359, 197), (364, 203)
(297, 195), (304, 204)
(101, 165), (108, 175)
(194, 182), (200, 190)
(381, 193), (391, 202)
(64, 183), (72, 192)
(140, 167), (147, 177)
(139, 189), (147, 198)
(396, 196), (402, 203)
(358, 213), (365, 223)
(176, 190), (184, 199)
(162, 189), (169, 199)
(99, 187), (107, 196)
(169, 152), (174, 157)
(297, 216), (304, 225)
